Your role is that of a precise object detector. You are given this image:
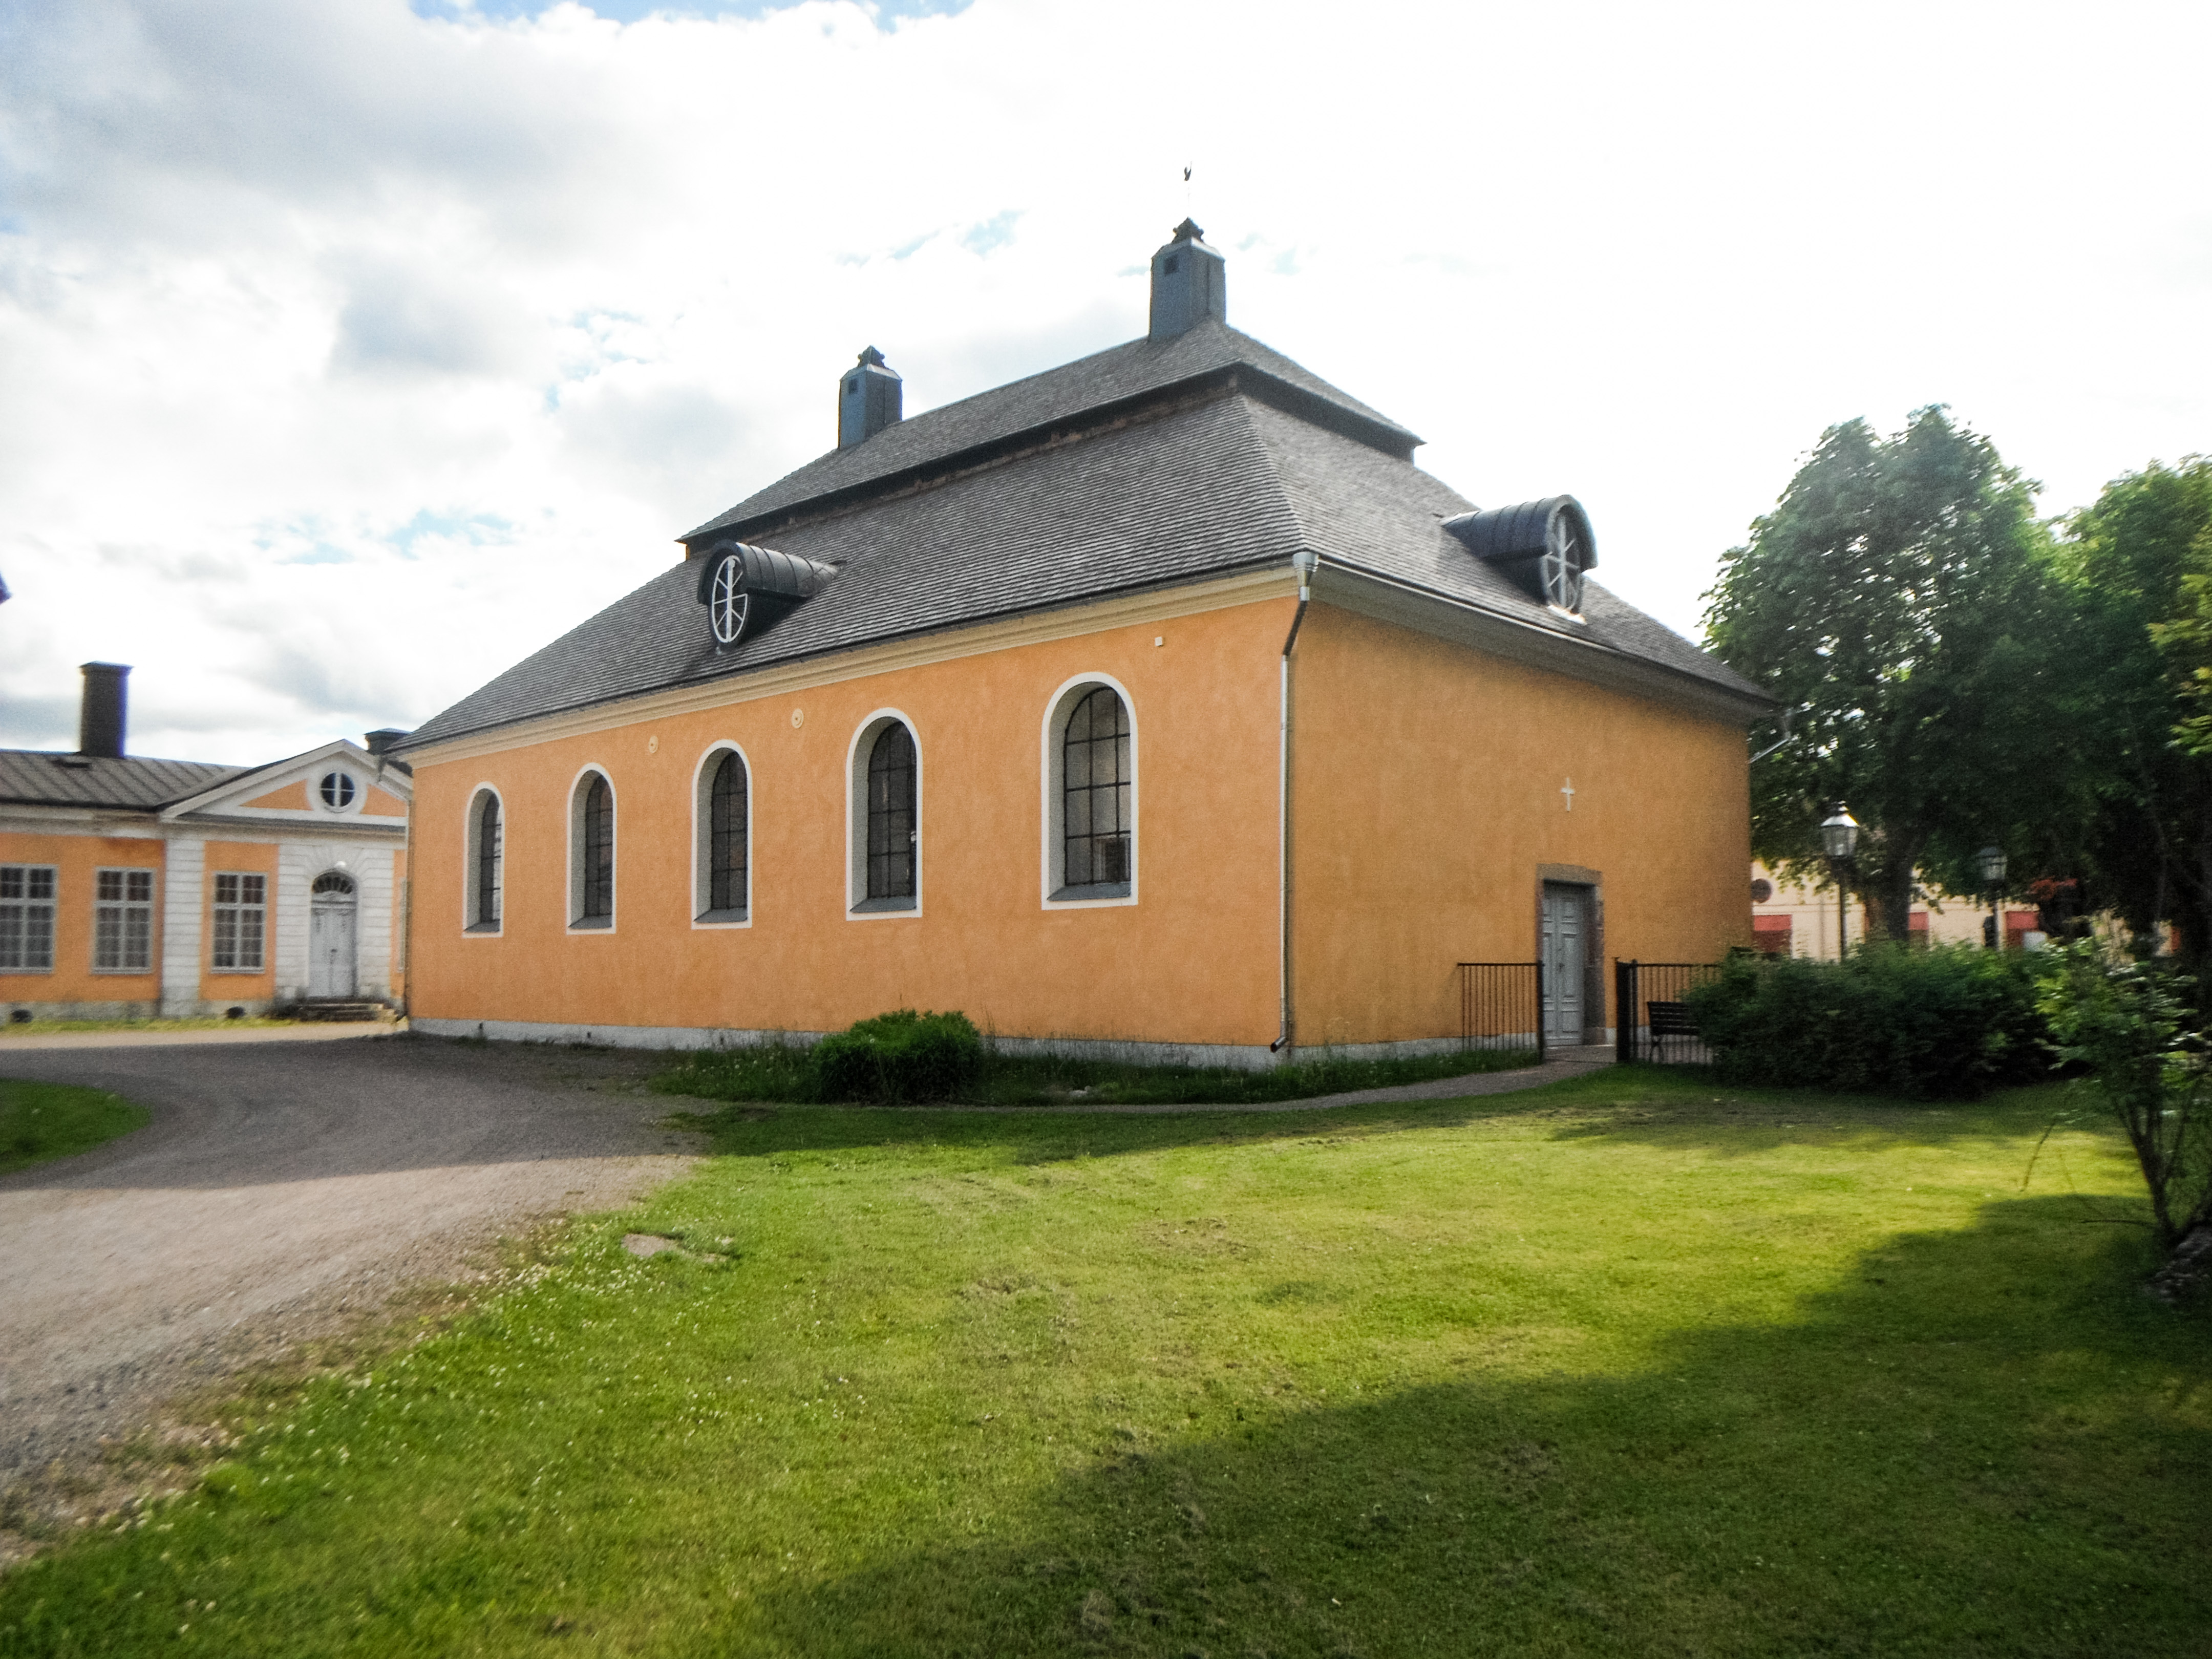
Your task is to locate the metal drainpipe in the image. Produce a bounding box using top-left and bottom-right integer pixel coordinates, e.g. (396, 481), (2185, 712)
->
(1272, 550), (1318, 1056)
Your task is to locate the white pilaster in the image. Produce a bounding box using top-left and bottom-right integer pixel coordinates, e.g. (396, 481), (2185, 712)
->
(275, 840), (316, 1002)
(159, 838), (204, 1017)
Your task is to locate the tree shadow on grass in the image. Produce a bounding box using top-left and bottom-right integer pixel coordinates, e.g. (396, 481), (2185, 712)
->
(674, 1070), (2079, 1174)
(734, 1196), (2209, 1659)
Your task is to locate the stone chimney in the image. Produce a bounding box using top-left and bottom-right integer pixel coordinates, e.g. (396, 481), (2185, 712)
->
(838, 347), (903, 449)
(78, 663), (129, 759)
(1148, 219), (1227, 343)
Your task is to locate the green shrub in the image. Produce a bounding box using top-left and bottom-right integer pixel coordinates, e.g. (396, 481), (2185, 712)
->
(811, 1008), (986, 1103)
(1681, 944), (2049, 1099)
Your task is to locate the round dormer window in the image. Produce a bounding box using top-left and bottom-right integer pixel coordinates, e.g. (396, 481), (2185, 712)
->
(319, 772), (358, 811)
(709, 552), (750, 646)
(1541, 511), (1589, 613)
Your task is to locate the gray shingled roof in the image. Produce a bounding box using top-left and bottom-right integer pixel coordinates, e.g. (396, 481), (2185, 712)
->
(405, 351), (1762, 753)
(683, 320), (1419, 541)
(0, 750), (244, 811)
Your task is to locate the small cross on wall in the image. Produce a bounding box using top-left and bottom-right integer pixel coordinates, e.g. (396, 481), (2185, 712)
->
(1560, 778), (1576, 812)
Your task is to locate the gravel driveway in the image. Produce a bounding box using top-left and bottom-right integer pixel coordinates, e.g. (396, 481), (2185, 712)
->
(0, 1032), (693, 1487)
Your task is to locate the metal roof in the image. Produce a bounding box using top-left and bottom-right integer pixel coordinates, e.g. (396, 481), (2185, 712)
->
(0, 750), (245, 811)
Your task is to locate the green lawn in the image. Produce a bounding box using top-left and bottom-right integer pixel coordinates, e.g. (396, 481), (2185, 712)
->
(2, 1068), (2204, 1656)
(0, 1079), (149, 1174)
(0, 1016), (303, 1037)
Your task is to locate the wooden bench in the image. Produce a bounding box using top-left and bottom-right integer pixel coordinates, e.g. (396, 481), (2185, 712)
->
(1646, 1000), (1700, 1061)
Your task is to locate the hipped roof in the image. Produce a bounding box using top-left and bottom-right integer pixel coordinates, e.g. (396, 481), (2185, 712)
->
(406, 324), (1760, 750)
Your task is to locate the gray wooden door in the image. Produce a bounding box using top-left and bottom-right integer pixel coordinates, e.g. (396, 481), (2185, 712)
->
(1541, 882), (1585, 1044)
(309, 890), (358, 997)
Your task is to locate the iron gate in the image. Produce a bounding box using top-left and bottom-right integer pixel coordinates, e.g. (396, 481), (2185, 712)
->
(1456, 962), (1544, 1060)
(1613, 960), (1722, 1065)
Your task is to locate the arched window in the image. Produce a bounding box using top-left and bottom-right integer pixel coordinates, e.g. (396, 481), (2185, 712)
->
(570, 770), (614, 929)
(866, 723), (917, 901)
(1044, 679), (1137, 905)
(1063, 687), (1131, 888)
(465, 788), (502, 933)
(694, 748), (750, 924)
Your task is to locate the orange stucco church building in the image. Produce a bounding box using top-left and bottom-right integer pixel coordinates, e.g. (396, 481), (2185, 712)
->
(396, 224), (1766, 1062)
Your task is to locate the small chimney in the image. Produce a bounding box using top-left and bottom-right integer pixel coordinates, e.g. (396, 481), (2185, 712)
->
(364, 729), (410, 757)
(838, 346), (903, 449)
(78, 662), (129, 759)
(1148, 219), (1227, 343)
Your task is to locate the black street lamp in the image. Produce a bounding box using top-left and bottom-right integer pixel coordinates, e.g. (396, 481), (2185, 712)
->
(1819, 807), (1861, 956)
(1977, 844), (2008, 950)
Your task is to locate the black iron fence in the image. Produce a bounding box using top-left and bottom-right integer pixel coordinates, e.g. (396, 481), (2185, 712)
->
(1614, 960), (1723, 1065)
(1456, 962), (1544, 1060)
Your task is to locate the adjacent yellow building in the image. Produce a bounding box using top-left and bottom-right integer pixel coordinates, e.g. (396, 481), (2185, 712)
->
(1, 665), (411, 1019)
(397, 224), (1768, 1061)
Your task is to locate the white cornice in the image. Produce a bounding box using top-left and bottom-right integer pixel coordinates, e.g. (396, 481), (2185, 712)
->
(1314, 563), (1771, 727)
(403, 567), (1299, 767)
(402, 556), (1766, 771)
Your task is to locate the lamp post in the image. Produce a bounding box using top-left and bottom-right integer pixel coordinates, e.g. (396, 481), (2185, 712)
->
(1819, 807), (1861, 956)
(1977, 844), (2008, 950)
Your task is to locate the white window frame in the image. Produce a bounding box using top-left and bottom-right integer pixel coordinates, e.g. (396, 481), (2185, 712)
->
(210, 871), (267, 973)
(0, 864), (58, 974)
(92, 866), (156, 973)
(463, 783), (504, 937)
(691, 741), (754, 928)
(316, 769), (363, 814)
(1040, 673), (1139, 909)
(566, 765), (617, 934)
(845, 710), (922, 919)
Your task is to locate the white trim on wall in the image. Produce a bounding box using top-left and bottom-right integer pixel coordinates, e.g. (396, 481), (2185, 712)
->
(844, 709), (921, 920)
(689, 740), (754, 928)
(1038, 671), (1139, 910)
(565, 764), (617, 934)
(158, 839), (203, 1016)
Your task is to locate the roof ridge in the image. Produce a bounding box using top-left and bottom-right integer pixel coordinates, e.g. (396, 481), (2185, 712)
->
(679, 321), (1418, 545)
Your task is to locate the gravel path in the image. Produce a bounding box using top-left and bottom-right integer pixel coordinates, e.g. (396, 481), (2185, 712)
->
(0, 1032), (689, 1487)
(0, 1031), (1609, 1495)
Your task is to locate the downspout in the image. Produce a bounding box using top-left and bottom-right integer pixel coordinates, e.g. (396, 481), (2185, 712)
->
(1272, 549), (1318, 1056)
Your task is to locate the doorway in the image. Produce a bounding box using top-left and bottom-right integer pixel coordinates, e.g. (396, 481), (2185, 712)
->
(308, 871), (358, 998)
(1540, 881), (1588, 1046)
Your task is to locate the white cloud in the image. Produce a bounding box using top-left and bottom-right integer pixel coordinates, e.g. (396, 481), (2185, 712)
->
(2, 0), (2209, 761)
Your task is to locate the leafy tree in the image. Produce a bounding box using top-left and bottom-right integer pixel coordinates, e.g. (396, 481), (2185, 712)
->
(1704, 408), (2088, 942)
(2038, 945), (2212, 1273)
(2053, 459), (2212, 967)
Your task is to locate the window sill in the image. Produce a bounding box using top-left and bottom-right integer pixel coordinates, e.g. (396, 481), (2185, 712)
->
(91, 968), (155, 977)
(1049, 881), (1132, 903)
(694, 908), (750, 926)
(569, 915), (614, 931)
(0, 968), (55, 976)
(209, 968), (268, 976)
(849, 896), (918, 915)
(463, 922), (502, 935)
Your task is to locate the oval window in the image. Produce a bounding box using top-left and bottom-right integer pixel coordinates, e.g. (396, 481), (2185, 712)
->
(319, 772), (357, 810)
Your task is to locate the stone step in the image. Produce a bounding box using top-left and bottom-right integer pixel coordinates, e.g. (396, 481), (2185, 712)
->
(286, 1000), (392, 1023)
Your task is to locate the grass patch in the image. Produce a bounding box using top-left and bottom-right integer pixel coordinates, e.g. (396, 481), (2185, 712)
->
(0, 1079), (149, 1173)
(0, 1016), (301, 1037)
(653, 1038), (1536, 1107)
(2, 1069), (2205, 1656)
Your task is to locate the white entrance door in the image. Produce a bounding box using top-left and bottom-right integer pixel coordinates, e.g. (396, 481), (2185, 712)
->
(308, 874), (358, 998)
(1541, 882), (1585, 1045)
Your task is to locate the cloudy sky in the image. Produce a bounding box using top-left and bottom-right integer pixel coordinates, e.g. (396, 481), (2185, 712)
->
(3, 0), (2207, 763)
